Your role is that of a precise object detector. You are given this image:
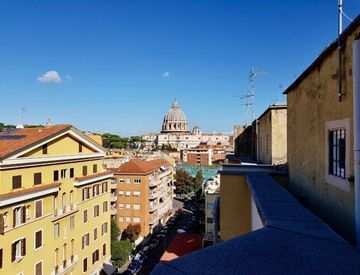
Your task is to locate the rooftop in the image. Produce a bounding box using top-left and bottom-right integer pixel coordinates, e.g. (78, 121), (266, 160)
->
(0, 124), (71, 160)
(152, 173), (360, 275)
(113, 158), (170, 175)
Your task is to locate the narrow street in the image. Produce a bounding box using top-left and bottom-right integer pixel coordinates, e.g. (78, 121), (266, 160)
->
(121, 198), (202, 275)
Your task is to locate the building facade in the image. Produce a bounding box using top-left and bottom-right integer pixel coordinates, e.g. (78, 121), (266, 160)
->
(143, 100), (231, 151)
(112, 159), (174, 239)
(256, 105), (287, 165)
(285, 17), (360, 243)
(0, 125), (112, 275)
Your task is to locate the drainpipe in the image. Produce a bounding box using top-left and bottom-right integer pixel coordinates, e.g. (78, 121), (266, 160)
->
(352, 36), (360, 248)
(338, 0), (344, 101)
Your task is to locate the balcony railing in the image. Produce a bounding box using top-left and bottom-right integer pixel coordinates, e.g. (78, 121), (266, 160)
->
(53, 204), (78, 221)
(52, 255), (78, 275)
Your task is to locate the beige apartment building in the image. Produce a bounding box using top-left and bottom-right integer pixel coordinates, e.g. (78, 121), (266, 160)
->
(111, 159), (174, 239)
(284, 16), (360, 243)
(256, 104), (287, 164)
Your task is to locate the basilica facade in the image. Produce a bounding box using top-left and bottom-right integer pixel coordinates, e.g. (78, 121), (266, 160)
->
(143, 100), (231, 151)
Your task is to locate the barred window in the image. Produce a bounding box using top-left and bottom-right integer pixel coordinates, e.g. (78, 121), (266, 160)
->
(328, 128), (346, 178)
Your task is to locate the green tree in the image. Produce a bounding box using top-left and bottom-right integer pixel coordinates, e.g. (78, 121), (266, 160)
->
(111, 220), (120, 242)
(194, 169), (204, 190)
(111, 240), (133, 267)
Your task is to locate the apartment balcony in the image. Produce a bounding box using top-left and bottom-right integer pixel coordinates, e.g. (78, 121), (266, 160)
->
(149, 176), (159, 187)
(149, 212), (159, 225)
(152, 167), (360, 275)
(149, 190), (159, 200)
(110, 180), (118, 190)
(111, 206), (117, 215)
(111, 194), (117, 202)
(52, 204), (78, 222)
(52, 255), (78, 275)
(149, 201), (159, 212)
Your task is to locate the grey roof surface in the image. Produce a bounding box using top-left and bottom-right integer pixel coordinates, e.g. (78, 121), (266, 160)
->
(152, 174), (360, 275)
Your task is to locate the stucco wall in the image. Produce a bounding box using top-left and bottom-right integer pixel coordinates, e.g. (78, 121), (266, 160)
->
(220, 174), (251, 241)
(286, 25), (360, 242)
(271, 109), (287, 164)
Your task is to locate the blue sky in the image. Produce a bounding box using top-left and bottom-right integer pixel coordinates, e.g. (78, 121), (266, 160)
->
(1, 1), (360, 136)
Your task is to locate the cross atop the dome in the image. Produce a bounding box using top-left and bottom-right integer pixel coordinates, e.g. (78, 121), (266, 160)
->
(171, 98), (180, 109)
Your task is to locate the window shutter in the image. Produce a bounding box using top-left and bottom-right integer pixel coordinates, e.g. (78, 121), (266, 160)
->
(21, 239), (26, 256)
(13, 209), (16, 227)
(21, 207), (26, 223)
(0, 214), (4, 235)
(11, 243), (16, 262)
(0, 248), (3, 268)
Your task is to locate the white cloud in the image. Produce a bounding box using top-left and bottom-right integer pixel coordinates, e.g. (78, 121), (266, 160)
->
(162, 71), (170, 78)
(37, 70), (62, 83)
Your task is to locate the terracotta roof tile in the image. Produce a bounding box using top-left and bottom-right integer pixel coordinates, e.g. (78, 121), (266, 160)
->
(114, 159), (170, 175)
(0, 124), (71, 160)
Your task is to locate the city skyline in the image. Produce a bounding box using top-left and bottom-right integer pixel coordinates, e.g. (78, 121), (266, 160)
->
(1, 1), (360, 136)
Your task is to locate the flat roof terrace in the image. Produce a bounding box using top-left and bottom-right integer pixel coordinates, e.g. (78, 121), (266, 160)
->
(152, 172), (360, 275)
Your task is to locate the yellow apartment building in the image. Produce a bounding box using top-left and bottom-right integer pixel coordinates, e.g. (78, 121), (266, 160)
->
(0, 125), (113, 275)
(111, 159), (174, 240)
(284, 15), (360, 243)
(256, 104), (287, 165)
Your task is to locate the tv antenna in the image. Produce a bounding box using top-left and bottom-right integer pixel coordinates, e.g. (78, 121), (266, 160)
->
(235, 67), (267, 124)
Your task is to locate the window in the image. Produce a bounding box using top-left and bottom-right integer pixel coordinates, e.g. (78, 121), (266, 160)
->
(82, 166), (87, 176)
(60, 169), (67, 179)
(118, 204), (124, 208)
(103, 201), (108, 213)
(70, 168), (74, 178)
(94, 228), (98, 240)
(133, 204), (141, 210)
(34, 173), (42, 185)
(35, 230), (42, 249)
(82, 233), (90, 249)
(12, 175), (22, 189)
(102, 181), (108, 193)
(125, 191), (131, 196)
(133, 191), (141, 196)
(94, 205), (100, 217)
(83, 258), (88, 272)
(119, 217), (124, 222)
(118, 191), (124, 196)
(92, 249), (99, 264)
(82, 187), (90, 201)
(83, 210), (88, 223)
(42, 144), (48, 154)
(0, 248), (3, 269)
(11, 238), (25, 262)
(53, 170), (59, 182)
(93, 164), (98, 173)
(134, 178), (141, 184)
(35, 200), (42, 218)
(35, 261), (42, 275)
(79, 143), (83, 153)
(125, 204), (131, 209)
(13, 206), (25, 227)
(54, 223), (60, 239)
(325, 119), (351, 191)
(328, 128), (346, 178)
(125, 217), (131, 222)
(133, 217), (141, 223)
(101, 223), (108, 235)
(102, 244), (106, 256)
(70, 215), (75, 230)
(207, 217), (214, 224)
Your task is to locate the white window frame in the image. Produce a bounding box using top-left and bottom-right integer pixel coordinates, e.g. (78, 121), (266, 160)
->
(34, 260), (43, 275)
(325, 118), (351, 192)
(34, 199), (43, 219)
